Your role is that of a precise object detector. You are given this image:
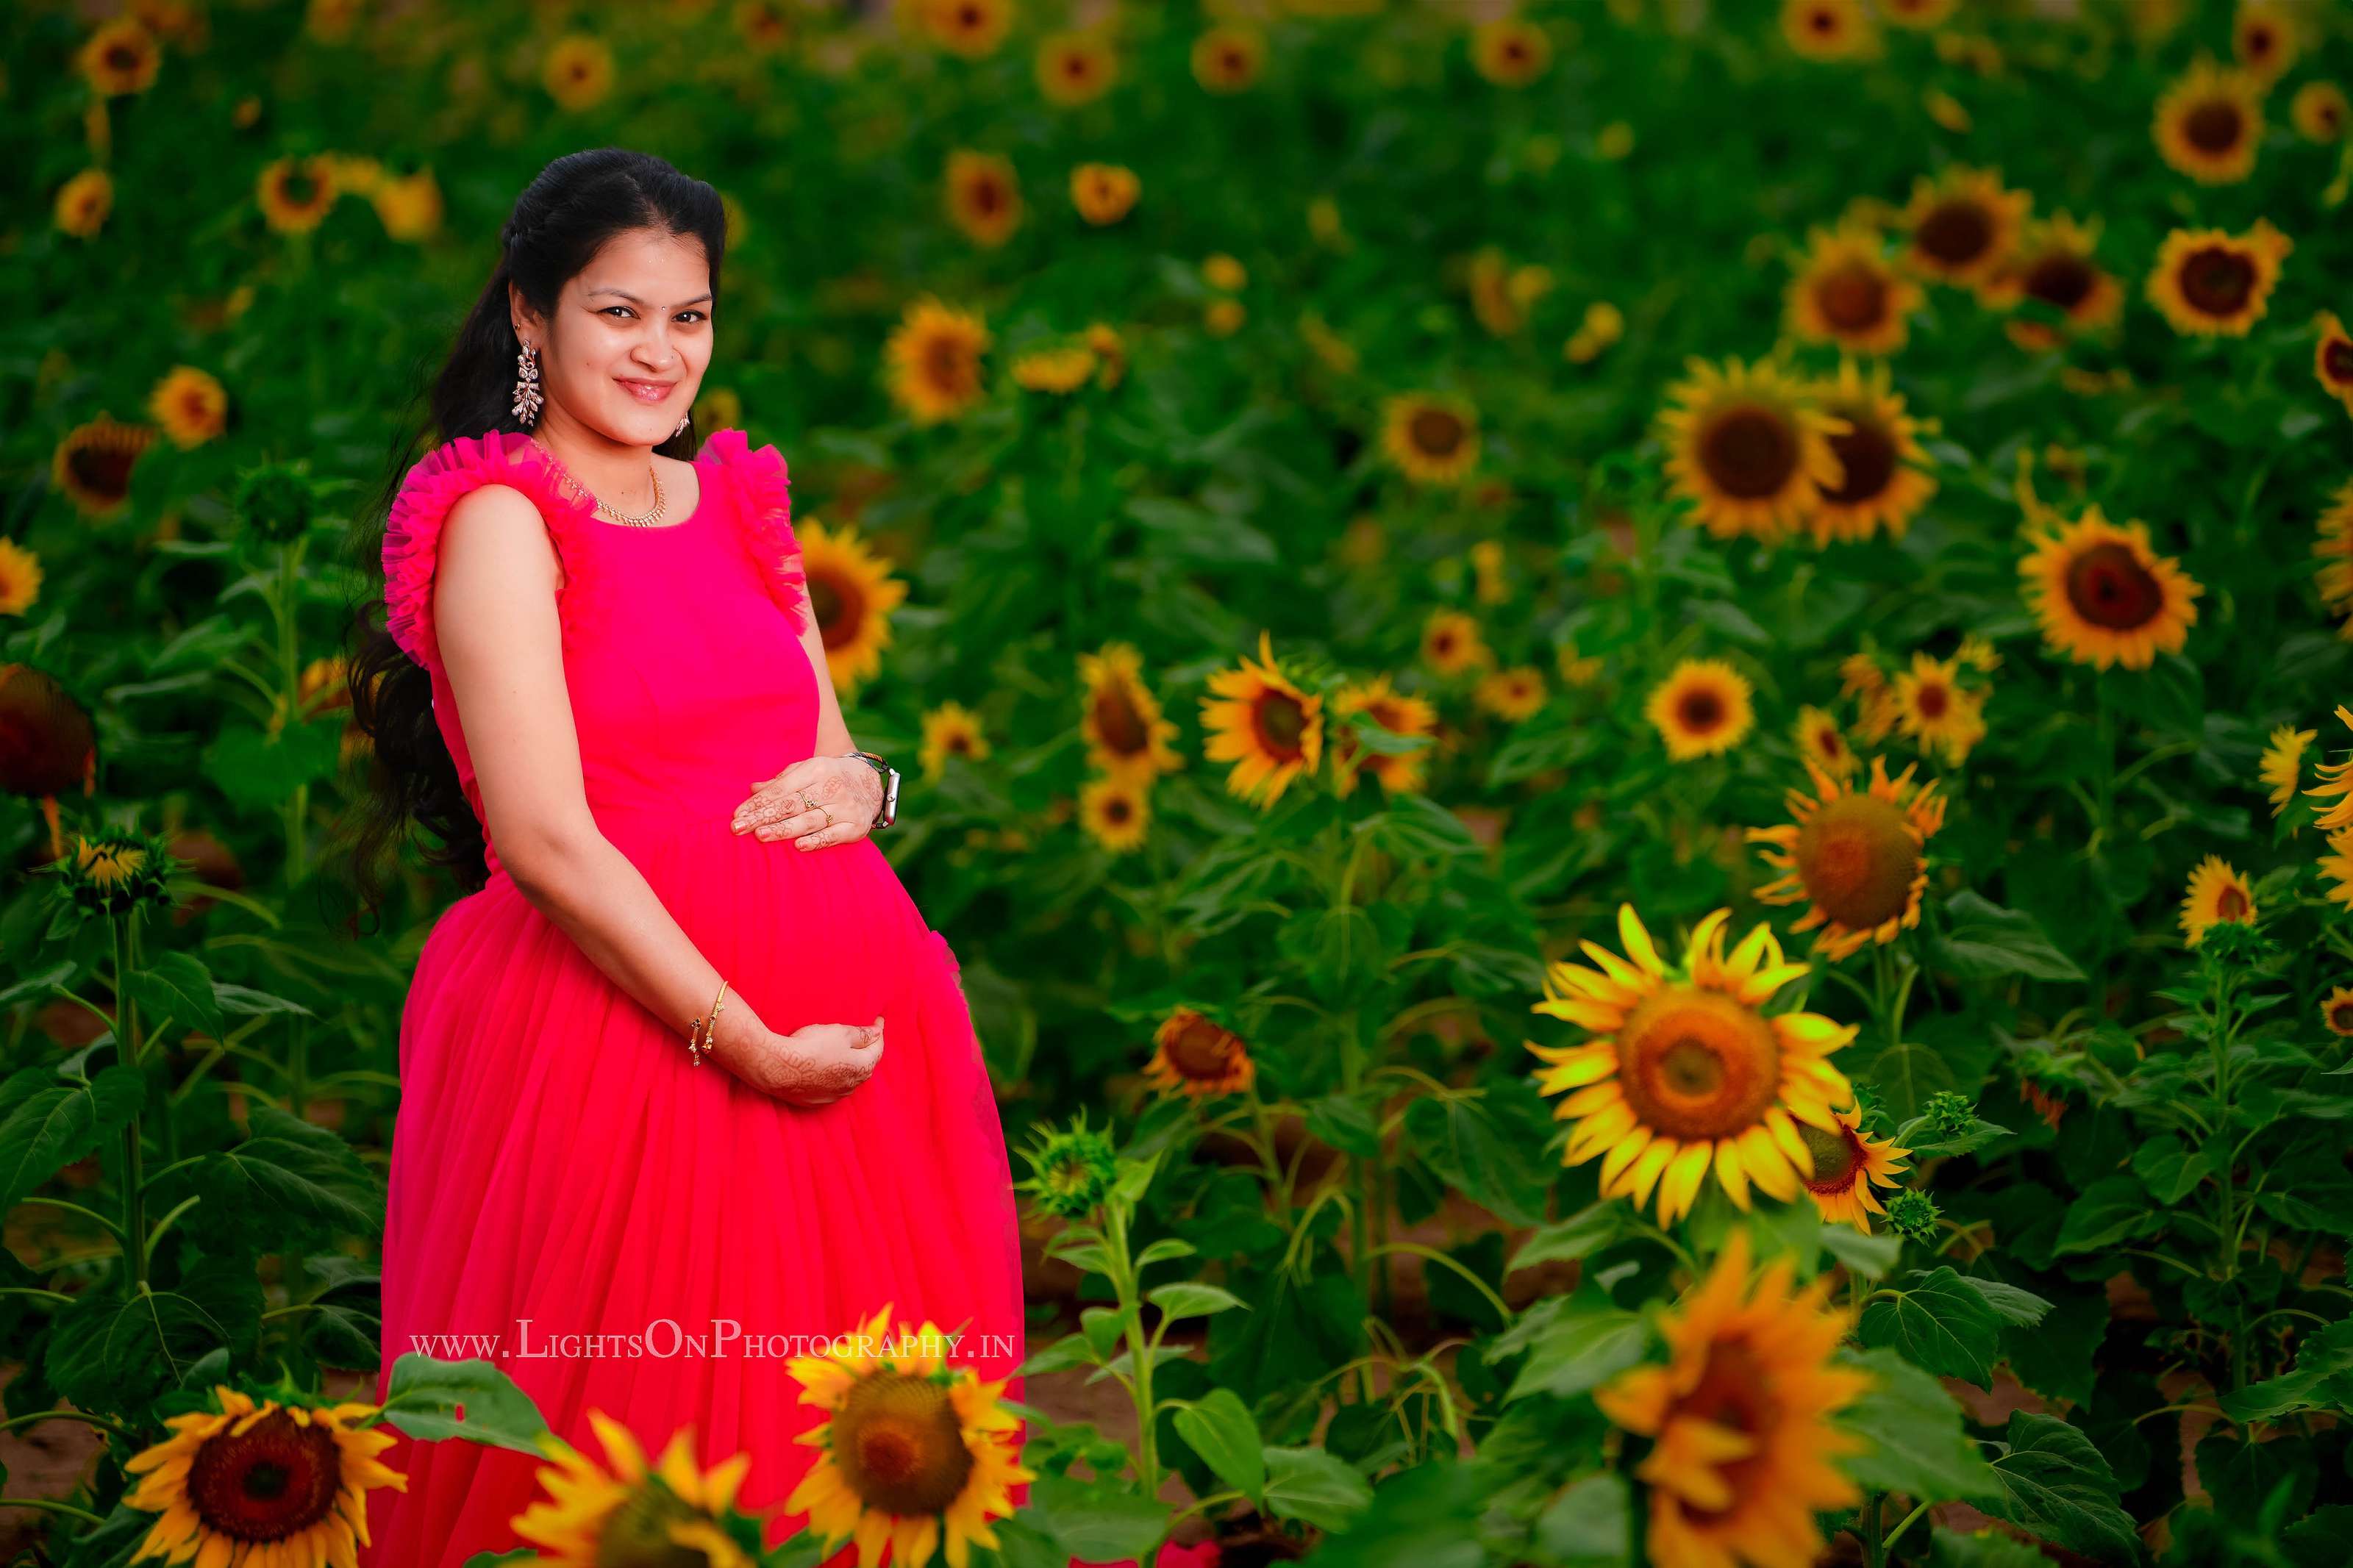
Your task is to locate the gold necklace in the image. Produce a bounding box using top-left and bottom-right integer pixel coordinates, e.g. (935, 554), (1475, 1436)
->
(529, 438), (668, 526)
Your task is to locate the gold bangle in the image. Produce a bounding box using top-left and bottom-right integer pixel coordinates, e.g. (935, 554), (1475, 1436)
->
(688, 979), (730, 1068)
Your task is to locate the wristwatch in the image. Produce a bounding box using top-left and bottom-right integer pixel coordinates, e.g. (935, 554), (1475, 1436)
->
(843, 749), (900, 829)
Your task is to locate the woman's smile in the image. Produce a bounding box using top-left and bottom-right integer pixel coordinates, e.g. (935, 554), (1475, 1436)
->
(615, 375), (676, 404)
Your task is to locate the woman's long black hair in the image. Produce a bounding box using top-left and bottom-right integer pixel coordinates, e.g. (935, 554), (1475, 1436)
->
(333, 148), (727, 928)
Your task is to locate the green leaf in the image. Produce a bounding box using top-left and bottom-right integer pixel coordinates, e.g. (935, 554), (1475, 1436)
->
(1929, 892), (2085, 982)
(1504, 1309), (1648, 1402)
(1859, 1267), (2004, 1389)
(1836, 1347), (2002, 1503)
(1148, 1281), (1249, 1323)
(1171, 1386), (1265, 1506)
(1982, 1411), (2140, 1566)
(1927, 1525), (2052, 1568)
(193, 1103), (385, 1245)
(1532, 1472), (1632, 1567)
(2052, 1175), (2163, 1256)
(377, 1353), (551, 1454)
(126, 951), (226, 1041)
(1818, 1225), (1904, 1281)
(1304, 1092), (1382, 1158)
(2218, 1320), (2353, 1422)
(1263, 1445), (1374, 1533)
(1509, 1203), (1629, 1272)
(1133, 1236), (1199, 1271)
(1959, 1276), (2053, 1328)
(1402, 1089), (1554, 1227)
(2130, 1135), (2212, 1205)
(0, 1064), (148, 1216)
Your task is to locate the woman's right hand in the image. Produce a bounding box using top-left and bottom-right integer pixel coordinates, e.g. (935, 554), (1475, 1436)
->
(711, 1012), (885, 1106)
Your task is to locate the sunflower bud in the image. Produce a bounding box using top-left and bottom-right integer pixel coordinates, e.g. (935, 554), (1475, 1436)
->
(233, 462), (315, 543)
(1885, 1189), (1941, 1244)
(42, 826), (180, 920)
(1014, 1109), (1120, 1220)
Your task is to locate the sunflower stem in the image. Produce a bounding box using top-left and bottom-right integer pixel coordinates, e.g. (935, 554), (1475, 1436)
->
(1104, 1195), (1160, 1497)
(111, 912), (149, 1294)
(1858, 1492), (1885, 1568)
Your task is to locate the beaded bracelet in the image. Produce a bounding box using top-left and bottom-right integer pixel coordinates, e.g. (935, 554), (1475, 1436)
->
(686, 978), (731, 1067)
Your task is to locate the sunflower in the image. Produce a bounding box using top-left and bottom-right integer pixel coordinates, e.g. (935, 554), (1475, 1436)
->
(1329, 673), (1440, 798)
(1204, 299), (1246, 337)
(1657, 357), (1844, 545)
(1557, 640), (1603, 687)
(2179, 854), (2257, 947)
(257, 154), (337, 235)
(1983, 213), (2121, 350)
(2018, 506), (2202, 671)
(149, 365), (229, 448)
(2146, 220), (2292, 337)
(921, 0), (1012, 58)
(1143, 1006), (1256, 1098)
(1079, 773), (1151, 854)
(1899, 166), (2031, 291)
(1471, 17), (1551, 87)
(510, 1408), (758, 1567)
(1202, 251), (1246, 290)
(0, 540), (41, 617)
(2324, 828), (2353, 912)
(1782, 0), (1876, 61)
(1566, 299), (1624, 363)
(783, 1302), (1034, 1568)
(1473, 666), (1547, 723)
(1200, 629), (1323, 808)
(2233, 1), (2298, 85)
(2302, 704), (2353, 831)
(540, 33), (614, 110)
(1010, 344), (1096, 394)
(919, 701), (990, 782)
(1646, 659), (1756, 762)
(1957, 631), (2002, 672)
(2293, 80), (2349, 142)
(1805, 359), (1938, 545)
(373, 168), (443, 242)
(53, 412), (156, 518)
(2317, 481), (2353, 635)
(1889, 651), (1982, 766)
(2260, 724), (2315, 828)
(1380, 392), (1480, 486)
(1748, 753), (1946, 962)
(123, 1384), (407, 1568)
(2154, 57), (2265, 185)
(55, 168), (113, 238)
(1794, 705), (1859, 780)
(800, 520), (909, 692)
(945, 151), (1021, 248)
(1079, 642), (1183, 784)
(1596, 1229), (1869, 1568)
(1421, 609), (1493, 676)
(735, 1), (795, 55)
(1786, 226), (1921, 356)
(2322, 984), (2353, 1037)
(0, 664), (99, 801)
(885, 296), (991, 425)
(1085, 323), (1126, 388)
(1192, 24), (1265, 93)
(2313, 313), (2353, 417)
(1796, 1107), (1911, 1231)
(1524, 903), (1861, 1223)
(79, 17), (161, 96)
(1037, 31), (1116, 104)
(1070, 162), (1139, 225)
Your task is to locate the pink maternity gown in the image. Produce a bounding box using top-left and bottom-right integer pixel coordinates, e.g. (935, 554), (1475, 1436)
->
(360, 427), (1032, 1567)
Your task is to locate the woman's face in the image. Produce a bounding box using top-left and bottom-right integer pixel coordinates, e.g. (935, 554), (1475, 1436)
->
(513, 226), (713, 449)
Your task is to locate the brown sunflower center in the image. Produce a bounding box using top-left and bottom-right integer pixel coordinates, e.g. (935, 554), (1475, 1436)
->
(1798, 1121), (1865, 1193)
(594, 1478), (713, 1568)
(2063, 541), (2164, 630)
(68, 443), (139, 502)
(1915, 200), (1993, 267)
(1164, 1014), (1243, 1078)
(2177, 245), (2256, 317)
(1614, 987), (1781, 1141)
(2243, 25), (2277, 63)
(1822, 410), (1896, 506)
(1698, 406), (1799, 501)
(922, 334), (976, 395)
(1677, 1336), (1781, 1522)
(1253, 689), (1309, 759)
(1913, 679), (1951, 719)
(186, 1409), (343, 1543)
(1091, 684), (1148, 756)
(1814, 262), (1889, 333)
(1793, 792), (1918, 931)
(2215, 886), (2250, 920)
(1102, 795), (1133, 824)
(834, 1370), (976, 1517)
(1676, 686), (1726, 734)
(2327, 342), (2353, 384)
(1410, 408), (1466, 458)
(968, 176), (1006, 215)
(2022, 253), (2096, 313)
(2330, 1000), (2353, 1033)
(808, 571), (862, 649)
(2184, 99), (2246, 154)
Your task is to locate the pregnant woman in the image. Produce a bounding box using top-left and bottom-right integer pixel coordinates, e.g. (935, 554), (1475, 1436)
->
(343, 149), (1029, 1565)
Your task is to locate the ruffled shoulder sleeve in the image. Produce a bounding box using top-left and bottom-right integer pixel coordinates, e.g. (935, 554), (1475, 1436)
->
(699, 428), (810, 637)
(381, 429), (603, 668)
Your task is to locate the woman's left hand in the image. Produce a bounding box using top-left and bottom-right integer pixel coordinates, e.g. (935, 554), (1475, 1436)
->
(731, 756), (882, 851)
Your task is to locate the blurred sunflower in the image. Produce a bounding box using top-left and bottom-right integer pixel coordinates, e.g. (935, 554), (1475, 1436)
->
(1749, 753), (1946, 962)
(1079, 773), (1151, 854)
(1957, 631), (2002, 672)
(945, 150), (1021, 248)
(1474, 665), (1548, 722)
(2302, 704), (2353, 831)
(1595, 1231), (1869, 1568)
(1200, 629), (1323, 808)
(0, 540), (43, 616)
(2315, 480), (2353, 634)
(2315, 313), (2353, 416)
(1794, 705), (1859, 780)
(1421, 608), (1492, 675)
(123, 1385), (407, 1568)
(1070, 162), (1139, 224)
(257, 155), (337, 234)
(2146, 220), (2291, 337)
(1524, 903), (1860, 1223)
(54, 168), (113, 237)
(149, 365), (229, 448)
(1646, 659), (1756, 762)
(511, 1410), (757, 1567)
(885, 296), (990, 424)
(2154, 58), (2265, 184)
(2179, 854), (2257, 946)
(1657, 357), (1843, 544)
(2322, 984), (2353, 1037)
(1193, 24), (1265, 92)
(919, 702), (990, 782)
(1899, 166), (2029, 292)
(735, 1), (795, 56)
(2257, 725), (2313, 826)
(2018, 506), (2202, 670)
(542, 34), (614, 110)
(1798, 1107), (1910, 1231)
(2323, 828), (2353, 912)
(1330, 673), (1439, 797)
(1204, 298), (1246, 336)
(1557, 640), (1603, 687)
(373, 168), (445, 242)
(1380, 392), (1480, 485)
(920, 0), (1012, 58)
(2293, 80), (2348, 141)
(1202, 251), (1247, 292)
(1078, 642), (1183, 784)
(1890, 651), (1983, 766)
(1143, 1006), (1255, 1098)
(1786, 226), (1920, 355)
(800, 520), (909, 691)
(2232, 1), (2298, 85)
(54, 413), (156, 517)
(79, 17), (161, 96)
(1037, 31), (1115, 104)
(1010, 343), (1096, 393)
(1782, 0), (1877, 61)
(1805, 359), (1937, 545)
(1471, 16), (1551, 86)
(1085, 322), (1126, 389)
(1565, 300), (1624, 363)
(1984, 213), (2121, 349)
(783, 1302), (1033, 1568)
(0, 664), (99, 801)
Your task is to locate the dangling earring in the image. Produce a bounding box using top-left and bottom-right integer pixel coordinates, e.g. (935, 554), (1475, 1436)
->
(671, 413), (690, 440)
(512, 340), (543, 428)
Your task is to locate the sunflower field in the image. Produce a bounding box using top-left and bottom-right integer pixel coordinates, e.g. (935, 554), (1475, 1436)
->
(7, 0), (2353, 1564)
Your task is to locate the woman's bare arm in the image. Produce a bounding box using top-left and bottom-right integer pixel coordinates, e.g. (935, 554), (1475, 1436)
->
(428, 485), (882, 1100)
